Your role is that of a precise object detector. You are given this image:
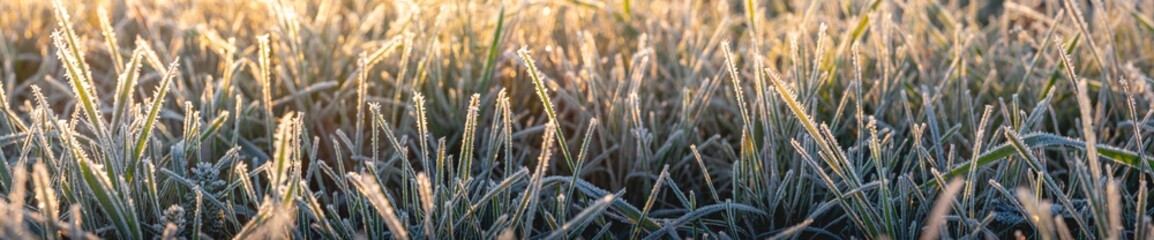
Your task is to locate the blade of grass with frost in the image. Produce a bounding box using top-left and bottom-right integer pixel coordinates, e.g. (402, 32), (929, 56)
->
(414, 93), (431, 173)
(809, 24), (828, 88)
(0, 81), (26, 133)
(764, 67), (841, 170)
(416, 173), (435, 239)
(130, 59), (180, 182)
(1138, 180), (1149, 239)
(459, 94), (480, 180)
(454, 168), (529, 229)
(1040, 35), (1078, 98)
(51, 31), (107, 140)
(691, 145), (720, 202)
(234, 162), (258, 204)
(97, 8), (122, 74)
(766, 66), (863, 191)
(258, 34), (275, 145)
(1066, 66), (1101, 182)
(182, 102), (202, 149)
(921, 87), (948, 164)
(140, 159), (161, 222)
(544, 193), (617, 240)
(192, 186), (204, 240)
(393, 38), (418, 116)
(349, 172), (409, 240)
(1022, 89), (1057, 133)
(962, 106), (992, 222)
(1121, 80), (1150, 173)
(721, 42), (751, 132)
(791, 139), (872, 235)
(370, 105), (417, 185)
(477, 7), (505, 92)
(487, 89), (510, 167)
(273, 113), (305, 205)
(1015, 10), (1063, 97)
(1075, 77), (1111, 237)
(62, 119), (140, 239)
(1061, 0), (1109, 75)
(49, 4), (111, 158)
(355, 54), (369, 153)
(659, 174), (691, 213)
(231, 93), (243, 146)
(518, 48), (574, 170)
(868, 118), (898, 236)
(29, 87), (59, 166)
(1003, 129), (1093, 235)
(369, 102), (381, 163)
(134, 37), (168, 79)
(630, 165), (668, 239)
(32, 163), (59, 240)
(1057, 36), (1112, 233)
(435, 138), (447, 198)
(513, 122), (556, 237)
(1123, 80), (1152, 238)
(565, 118), (598, 209)
(199, 111), (230, 143)
(112, 48), (144, 127)
(51, 0), (93, 83)
(301, 183), (339, 239)
(500, 91), (514, 174)
(925, 132), (1147, 187)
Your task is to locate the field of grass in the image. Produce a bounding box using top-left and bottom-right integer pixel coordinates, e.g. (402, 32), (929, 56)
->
(0, 0), (1153, 238)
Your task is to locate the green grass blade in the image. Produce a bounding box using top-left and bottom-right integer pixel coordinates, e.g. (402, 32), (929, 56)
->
(199, 111), (230, 144)
(517, 48), (575, 173)
(925, 133), (1148, 188)
(112, 48), (145, 127)
(62, 123), (139, 239)
(51, 32), (106, 138)
(130, 59), (180, 182)
(476, 7), (505, 93)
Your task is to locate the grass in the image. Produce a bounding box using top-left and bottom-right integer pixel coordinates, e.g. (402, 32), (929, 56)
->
(0, 0), (1152, 239)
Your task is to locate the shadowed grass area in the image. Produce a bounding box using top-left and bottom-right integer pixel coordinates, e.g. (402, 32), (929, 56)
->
(0, 0), (1153, 238)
